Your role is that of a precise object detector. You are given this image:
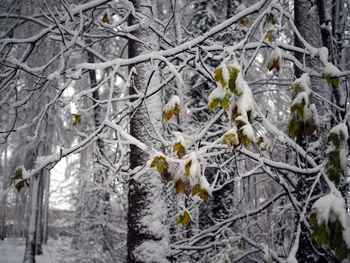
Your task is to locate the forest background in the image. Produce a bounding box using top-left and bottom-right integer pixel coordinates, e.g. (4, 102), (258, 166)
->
(0, 0), (350, 262)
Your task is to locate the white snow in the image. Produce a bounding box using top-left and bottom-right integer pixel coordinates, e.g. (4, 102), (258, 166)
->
(134, 239), (169, 263)
(173, 132), (187, 149)
(240, 122), (255, 142)
(199, 176), (212, 196)
(317, 47), (341, 76)
(235, 73), (254, 119)
(221, 63), (230, 84)
(329, 123), (349, 144)
(0, 238), (62, 263)
(291, 91), (308, 108)
(267, 47), (281, 65)
(312, 194), (350, 248)
(163, 95), (180, 113)
(208, 85), (227, 105)
(188, 154), (201, 187)
(293, 73), (311, 94)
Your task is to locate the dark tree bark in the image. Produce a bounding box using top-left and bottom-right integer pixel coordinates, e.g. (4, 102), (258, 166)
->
(294, 1), (340, 262)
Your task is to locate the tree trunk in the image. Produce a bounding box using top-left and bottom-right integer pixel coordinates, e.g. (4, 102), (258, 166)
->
(127, 1), (169, 262)
(42, 170), (50, 244)
(294, 1), (338, 262)
(23, 173), (40, 263)
(0, 144), (8, 240)
(35, 173), (44, 255)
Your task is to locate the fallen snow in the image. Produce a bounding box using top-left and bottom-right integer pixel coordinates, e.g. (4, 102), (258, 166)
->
(0, 238), (60, 263)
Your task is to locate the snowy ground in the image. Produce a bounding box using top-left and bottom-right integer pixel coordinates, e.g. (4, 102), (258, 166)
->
(0, 238), (61, 263)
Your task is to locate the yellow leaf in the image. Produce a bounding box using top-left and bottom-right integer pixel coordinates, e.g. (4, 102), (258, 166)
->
(102, 13), (110, 24)
(238, 130), (252, 148)
(235, 118), (247, 128)
(174, 179), (184, 195)
(192, 184), (200, 196)
(222, 133), (238, 150)
(185, 160), (192, 176)
(182, 211), (191, 227)
(266, 57), (280, 71)
(264, 30), (273, 43)
(150, 156), (168, 174)
(163, 103), (180, 122)
(214, 68), (227, 88)
(174, 142), (186, 159)
(200, 189), (211, 201)
(239, 17), (250, 26)
(72, 114), (81, 126)
(220, 94), (231, 111)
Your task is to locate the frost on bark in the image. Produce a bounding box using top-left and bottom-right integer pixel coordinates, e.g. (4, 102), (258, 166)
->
(127, 1), (169, 262)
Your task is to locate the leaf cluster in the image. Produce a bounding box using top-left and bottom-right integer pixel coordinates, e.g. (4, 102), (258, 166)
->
(310, 213), (349, 260)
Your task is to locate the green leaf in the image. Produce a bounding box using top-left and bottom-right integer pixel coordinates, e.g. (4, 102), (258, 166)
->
(311, 224), (327, 247)
(220, 94), (231, 110)
(208, 98), (220, 112)
(291, 84), (302, 99)
(228, 67), (240, 94)
(326, 167), (342, 186)
(287, 117), (299, 139)
(176, 214), (184, 225)
(267, 15), (277, 24)
(322, 74), (340, 88)
(327, 150), (342, 169)
(72, 114), (81, 126)
(310, 213), (317, 225)
(335, 242), (348, 261)
(291, 98), (306, 120)
(237, 239), (246, 249)
(328, 132), (341, 148)
(10, 168), (29, 192)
